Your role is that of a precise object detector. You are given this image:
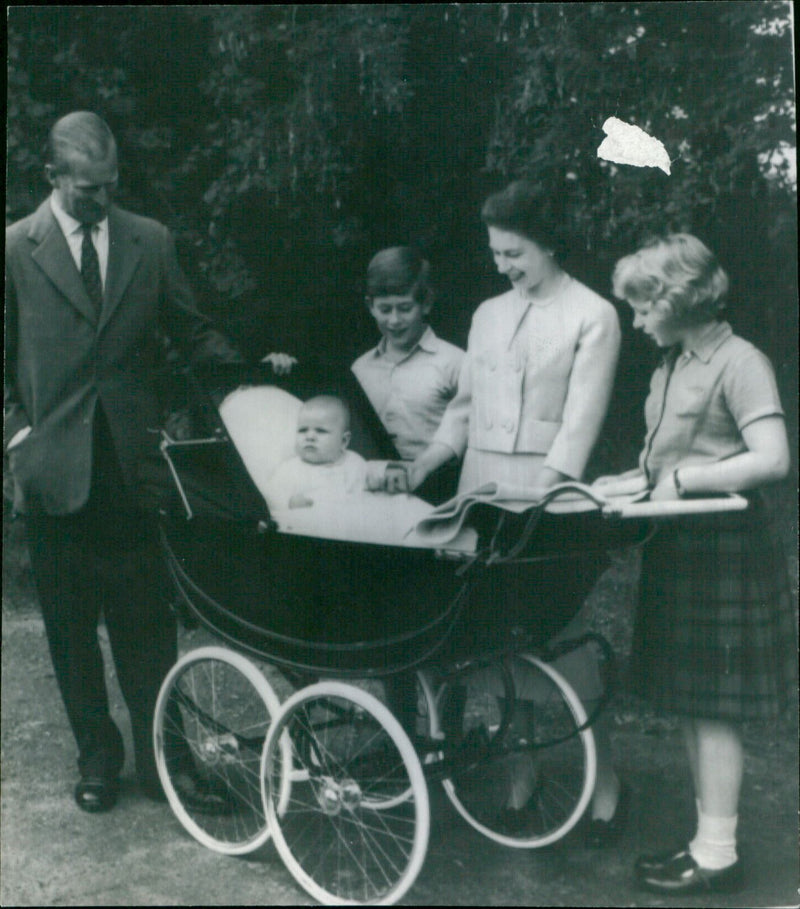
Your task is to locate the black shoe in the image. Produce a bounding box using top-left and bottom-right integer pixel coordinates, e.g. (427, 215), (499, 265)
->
(585, 783), (630, 848)
(172, 772), (235, 816)
(636, 850), (744, 894)
(634, 845), (691, 875)
(74, 775), (120, 813)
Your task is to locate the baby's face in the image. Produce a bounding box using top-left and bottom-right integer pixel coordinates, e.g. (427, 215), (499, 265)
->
(295, 403), (349, 464)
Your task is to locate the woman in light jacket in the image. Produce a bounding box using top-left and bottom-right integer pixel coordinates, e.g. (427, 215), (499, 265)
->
(408, 179), (626, 843)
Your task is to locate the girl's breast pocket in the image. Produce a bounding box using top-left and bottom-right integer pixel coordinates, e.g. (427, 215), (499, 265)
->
(671, 385), (708, 417)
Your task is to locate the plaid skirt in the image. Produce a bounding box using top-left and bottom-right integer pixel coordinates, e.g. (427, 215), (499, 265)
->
(629, 490), (797, 721)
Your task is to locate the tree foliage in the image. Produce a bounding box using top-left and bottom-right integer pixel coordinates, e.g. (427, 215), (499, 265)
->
(6, 3), (797, 463)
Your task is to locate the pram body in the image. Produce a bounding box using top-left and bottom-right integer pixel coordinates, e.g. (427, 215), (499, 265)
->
(152, 365), (747, 905)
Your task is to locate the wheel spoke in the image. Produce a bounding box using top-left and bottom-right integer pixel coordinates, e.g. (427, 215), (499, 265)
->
(154, 647), (285, 855)
(264, 682), (429, 904)
(427, 654), (596, 848)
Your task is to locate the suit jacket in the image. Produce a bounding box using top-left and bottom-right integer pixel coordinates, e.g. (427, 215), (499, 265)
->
(4, 198), (241, 515)
(433, 278), (621, 480)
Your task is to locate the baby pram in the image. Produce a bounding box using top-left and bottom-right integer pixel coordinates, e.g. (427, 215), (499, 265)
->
(152, 365), (748, 906)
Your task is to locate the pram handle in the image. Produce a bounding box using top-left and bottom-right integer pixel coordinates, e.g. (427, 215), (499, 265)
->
(533, 481), (748, 518)
(602, 495), (749, 518)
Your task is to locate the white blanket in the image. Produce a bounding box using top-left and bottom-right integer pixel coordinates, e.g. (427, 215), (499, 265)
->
(272, 490), (478, 552)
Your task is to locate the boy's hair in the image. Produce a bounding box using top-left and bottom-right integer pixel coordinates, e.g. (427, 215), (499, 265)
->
(47, 111), (117, 174)
(612, 234), (729, 324)
(365, 247), (433, 307)
(300, 395), (351, 431)
(480, 179), (568, 258)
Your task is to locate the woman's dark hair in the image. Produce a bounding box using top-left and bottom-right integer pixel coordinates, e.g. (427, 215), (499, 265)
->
(480, 180), (568, 257)
(365, 246), (434, 306)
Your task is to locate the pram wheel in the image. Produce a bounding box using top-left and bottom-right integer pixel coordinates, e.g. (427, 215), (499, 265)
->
(153, 646), (289, 855)
(261, 681), (429, 906)
(427, 653), (596, 848)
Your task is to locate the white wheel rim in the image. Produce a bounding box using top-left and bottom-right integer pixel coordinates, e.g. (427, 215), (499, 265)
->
(262, 681), (430, 905)
(153, 646), (288, 855)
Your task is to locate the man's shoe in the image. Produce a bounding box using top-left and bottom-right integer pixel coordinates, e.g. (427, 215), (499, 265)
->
(74, 775), (119, 813)
(585, 783), (630, 848)
(636, 850), (744, 894)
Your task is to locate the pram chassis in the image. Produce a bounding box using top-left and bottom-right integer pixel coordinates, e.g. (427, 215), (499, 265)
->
(152, 375), (747, 905)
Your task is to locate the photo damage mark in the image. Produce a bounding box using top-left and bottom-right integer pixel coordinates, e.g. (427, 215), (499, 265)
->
(597, 117), (672, 175)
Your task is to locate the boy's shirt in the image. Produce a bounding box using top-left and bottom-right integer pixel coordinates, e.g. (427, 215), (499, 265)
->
(263, 450), (367, 513)
(352, 326), (464, 460)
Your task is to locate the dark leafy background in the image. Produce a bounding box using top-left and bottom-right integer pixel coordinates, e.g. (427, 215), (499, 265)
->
(7, 3), (797, 479)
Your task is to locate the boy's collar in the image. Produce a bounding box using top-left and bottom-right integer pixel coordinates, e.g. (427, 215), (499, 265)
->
(376, 325), (437, 357)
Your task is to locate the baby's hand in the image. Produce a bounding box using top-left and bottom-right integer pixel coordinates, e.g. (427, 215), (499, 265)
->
(288, 493), (314, 509)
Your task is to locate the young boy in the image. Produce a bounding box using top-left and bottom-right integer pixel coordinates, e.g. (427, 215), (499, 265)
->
(351, 246), (464, 502)
(263, 395), (367, 514)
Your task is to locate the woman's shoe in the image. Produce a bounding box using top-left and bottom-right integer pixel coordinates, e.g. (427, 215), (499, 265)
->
(172, 772), (235, 816)
(584, 782), (630, 848)
(636, 850), (744, 894)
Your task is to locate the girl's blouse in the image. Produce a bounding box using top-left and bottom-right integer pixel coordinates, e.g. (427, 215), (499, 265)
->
(639, 320), (784, 487)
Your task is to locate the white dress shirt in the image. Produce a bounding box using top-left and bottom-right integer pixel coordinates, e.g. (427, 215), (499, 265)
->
(50, 193), (110, 288)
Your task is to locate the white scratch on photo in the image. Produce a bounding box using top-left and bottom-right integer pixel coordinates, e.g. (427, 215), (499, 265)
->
(597, 116), (672, 175)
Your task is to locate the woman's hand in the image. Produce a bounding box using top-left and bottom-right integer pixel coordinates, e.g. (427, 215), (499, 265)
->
(650, 472), (680, 501)
(383, 463), (409, 494)
(288, 492), (313, 509)
(261, 352), (298, 375)
(591, 470), (649, 499)
(404, 443), (456, 493)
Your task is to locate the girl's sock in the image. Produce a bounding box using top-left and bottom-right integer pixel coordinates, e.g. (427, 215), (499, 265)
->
(689, 809), (738, 870)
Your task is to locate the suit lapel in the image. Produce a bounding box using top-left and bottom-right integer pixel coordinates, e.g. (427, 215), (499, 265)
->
(28, 201), (98, 325)
(102, 207), (143, 330)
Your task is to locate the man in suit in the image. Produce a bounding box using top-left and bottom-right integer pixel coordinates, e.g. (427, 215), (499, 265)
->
(4, 111), (245, 812)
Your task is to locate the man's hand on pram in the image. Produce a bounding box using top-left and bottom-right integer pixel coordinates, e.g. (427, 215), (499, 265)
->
(260, 351), (298, 376)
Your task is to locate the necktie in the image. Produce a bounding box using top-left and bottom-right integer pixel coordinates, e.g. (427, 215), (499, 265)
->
(81, 225), (103, 313)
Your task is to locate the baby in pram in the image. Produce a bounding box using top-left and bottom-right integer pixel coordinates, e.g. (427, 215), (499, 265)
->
(263, 395), (367, 512)
(219, 386), (475, 549)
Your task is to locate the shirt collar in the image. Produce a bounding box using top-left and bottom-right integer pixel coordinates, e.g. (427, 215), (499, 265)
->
(680, 320), (733, 364)
(50, 193), (109, 238)
(375, 325), (438, 359)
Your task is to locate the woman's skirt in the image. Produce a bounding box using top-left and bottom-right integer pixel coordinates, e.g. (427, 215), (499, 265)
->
(458, 447), (546, 495)
(629, 490), (797, 721)
(457, 446), (607, 703)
